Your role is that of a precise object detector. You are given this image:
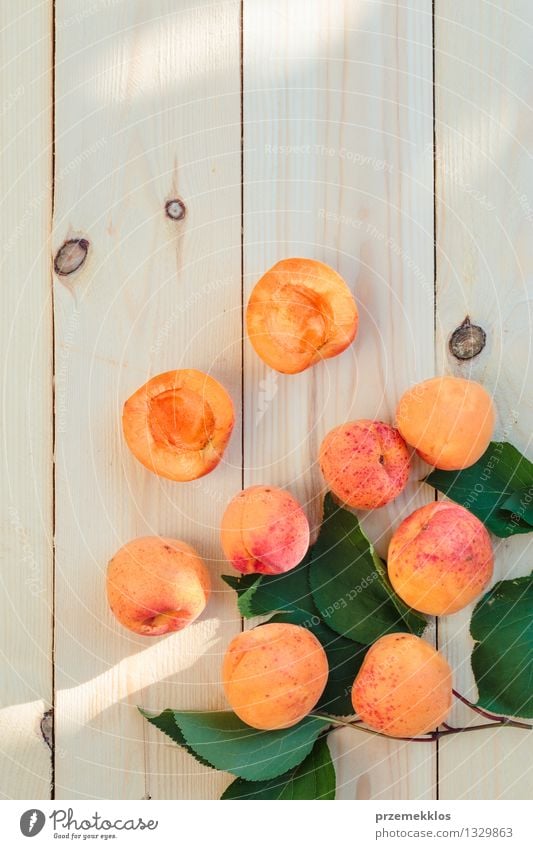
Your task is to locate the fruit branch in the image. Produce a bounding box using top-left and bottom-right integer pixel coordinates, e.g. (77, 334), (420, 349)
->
(313, 691), (532, 743)
(450, 689), (531, 727)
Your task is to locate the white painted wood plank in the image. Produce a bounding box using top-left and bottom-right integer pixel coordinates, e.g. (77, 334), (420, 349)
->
(53, 0), (242, 798)
(435, 0), (533, 799)
(0, 0), (53, 799)
(243, 0), (435, 799)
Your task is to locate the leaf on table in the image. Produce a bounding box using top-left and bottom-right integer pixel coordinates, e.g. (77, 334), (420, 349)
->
(141, 710), (330, 781)
(427, 442), (533, 537)
(501, 490), (533, 527)
(222, 556), (315, 620)
(221, 573), (270, 618)
(316, 631), (366, 715)
(138, 708), (211, 767)
(470, 574), (533, 718)
(309, 494), (426, 644)
(221, 735), (335, 799)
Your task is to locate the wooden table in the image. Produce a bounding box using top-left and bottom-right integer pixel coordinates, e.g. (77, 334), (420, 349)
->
(1, 0), (532, 800)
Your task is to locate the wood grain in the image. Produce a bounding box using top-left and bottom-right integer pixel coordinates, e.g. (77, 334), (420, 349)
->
(0, 0), (53, 799)
(243, 0), (435, 799)
(52, 0), (242, 798)
(435, 0), (533, 799)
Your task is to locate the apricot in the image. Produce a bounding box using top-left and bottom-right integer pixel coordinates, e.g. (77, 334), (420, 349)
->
(352, 634), (452, 737)
(319, 420), (411, 510)
(387, 501), (493, 616)
(246, 258), (358, 374)
(122, 369), (234, 481)
(106, 536), (211, 636)
(222, 623), (329, 730)
(396, 376), (495, 470)
(220, 485), (310, 575)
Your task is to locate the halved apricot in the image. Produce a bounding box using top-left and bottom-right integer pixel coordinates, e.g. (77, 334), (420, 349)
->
(122, 369), (234, 481)
(246, 258), (358, 374)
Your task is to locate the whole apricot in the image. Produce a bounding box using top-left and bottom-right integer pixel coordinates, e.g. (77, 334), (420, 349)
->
(107, 536), (211, 636)
(352, 634), (452, 737)
(123, 369), (234, 481)
(396, 376), (495, 470)
(246, 258), (358, 374)
(220, 485), (310, 575)
(222, 623), (329, 730)
(319, 420), (411, 510)
(387, 502), (493, 615)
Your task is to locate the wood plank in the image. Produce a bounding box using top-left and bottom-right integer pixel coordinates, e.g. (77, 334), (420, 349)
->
(0, 0), (53, 799)
(53, 0), (242, 798)
(243, 0), (435, 799)
(435, 0), (533, 799)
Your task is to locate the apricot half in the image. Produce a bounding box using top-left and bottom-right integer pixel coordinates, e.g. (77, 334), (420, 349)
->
(222, 623), (329, 730)
(396, 376), (495, 470)
(220, 485), (310, 575)
(352, 634), (452, 737)
(107, 536), (211, 636)
(387, 501), (494, 616)
(246, 258), (358, 374)
(122, 369), (234, 481)
(319, 420), (411, 510)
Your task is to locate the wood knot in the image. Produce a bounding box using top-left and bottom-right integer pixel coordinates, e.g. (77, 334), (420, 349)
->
(54, 238), (89, 276)
(165, 198), (187, 221)
(40, 709), (53, 751)
(449, 316), (486, 360)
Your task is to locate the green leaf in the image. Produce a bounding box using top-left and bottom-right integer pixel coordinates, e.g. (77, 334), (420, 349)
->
(221, 573), (269, 618)
(142, 710), (330, 781)
(220, 574), (242, 593)
(318, 634), (366, 715)
(309, 494), (426, 643)
(501, 490), (533, 527)
(221, 736), (335, 799)
(470, 574), (533, 718)
(138, 708), (212, 767)
(427, 442), (533, 537)
(222, 556), (316, 620)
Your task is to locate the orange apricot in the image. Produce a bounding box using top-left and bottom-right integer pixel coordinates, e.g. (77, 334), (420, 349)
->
(222, 623), (329, 730)
(396, 376), (495, 470)
(352, 634), (452, 737)
(387, 501), (494, 616)
(122, 369), (234, 481)
(319, 420), (411, 510)
(220, 485), (310, 575)
(106, 536), (211, 636)
(246, 258), (358, 374)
